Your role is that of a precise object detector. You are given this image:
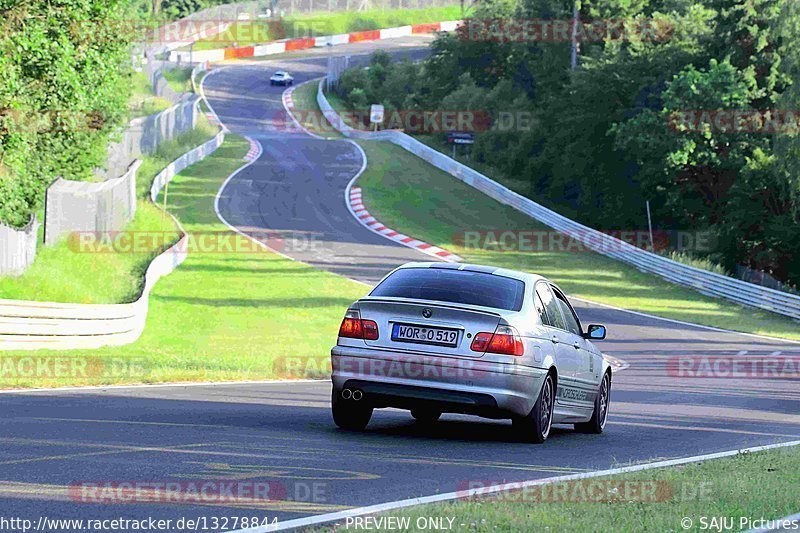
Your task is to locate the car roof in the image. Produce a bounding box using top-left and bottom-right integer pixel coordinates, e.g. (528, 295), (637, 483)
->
(274, 71), (287, 75)
(392, 262), (547, 285)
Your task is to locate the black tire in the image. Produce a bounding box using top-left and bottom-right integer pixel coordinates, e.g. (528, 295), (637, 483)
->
(331, 389), (373, 431)
(288, 80), (293, 86)
(270, 81), (275, 86)
(575, 372), (611, 434)
(513, 372), (555, 443)
(411, 408), (441, 424)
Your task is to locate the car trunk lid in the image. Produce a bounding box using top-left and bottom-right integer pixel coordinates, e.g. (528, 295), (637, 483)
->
(357, 298), (503, 357)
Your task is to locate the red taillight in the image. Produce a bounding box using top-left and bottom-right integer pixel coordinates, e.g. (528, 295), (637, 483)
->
(338, 310), (379, 340)
(362, 320), (379, 340)
(338, 317), (363, 338)
(470, 326), (524, 356)
(470, 332), (493, 352)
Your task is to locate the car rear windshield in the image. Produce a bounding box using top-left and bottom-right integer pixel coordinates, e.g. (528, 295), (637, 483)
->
(370, 268), (525, 311)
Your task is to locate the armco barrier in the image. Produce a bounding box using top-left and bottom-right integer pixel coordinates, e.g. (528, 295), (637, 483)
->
(0, 217), (40, 277)
(317, 80), (800, 321)
(0, 66), (223, 351)
(151, 130), (225, 203)
(172, 20), (462, 63)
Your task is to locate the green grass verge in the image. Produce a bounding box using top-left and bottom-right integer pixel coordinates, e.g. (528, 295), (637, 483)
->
(188, 6), (463, 50)
(0, 116), (218, 304)
(162, 66), (193, 94)
(290, 80), (342, 138)
(129, 70), (172, 119)
(354, 140), (800, 341)
(348, 445), (800, 532)
(1, 134), (366, 388)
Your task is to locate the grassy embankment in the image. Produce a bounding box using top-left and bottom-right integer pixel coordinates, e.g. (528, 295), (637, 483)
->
(0, 116), (217, 304)
(297, 84), (800, 341)
(1, 134), (366, 388)
(0, 67), (218, 304)
(162, 66), (194, 94)
(129, 70), (173, 119)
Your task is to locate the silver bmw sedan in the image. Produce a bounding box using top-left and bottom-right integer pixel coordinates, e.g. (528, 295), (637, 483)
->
(330, 262), (611, 443)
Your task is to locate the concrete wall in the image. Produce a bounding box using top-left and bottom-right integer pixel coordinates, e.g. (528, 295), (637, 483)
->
(103, 91), (200, 180)
(118, 96), (199, 161)
(45, 161), (140, 245)
(151, 68), (183, 104)
(47, 74), (200, 245)
(0, 65), (221, 351)
(0, 217), (39, 276)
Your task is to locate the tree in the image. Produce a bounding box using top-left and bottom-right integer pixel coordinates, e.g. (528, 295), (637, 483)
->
(0, 0), (134, 228)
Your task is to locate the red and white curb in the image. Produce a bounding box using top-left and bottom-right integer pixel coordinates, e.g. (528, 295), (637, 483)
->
(281, 82), (326, 140)
(348, 186), (462, 262)
(205, 111), (220, 126)
(280, 80), (459, 261)
(282, 89), (294, 111)
(244, 138), (260, 161)
(173, 20), (462, 63)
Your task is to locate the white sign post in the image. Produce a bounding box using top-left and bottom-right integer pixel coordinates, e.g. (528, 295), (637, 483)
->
(370, 104), (384, 131)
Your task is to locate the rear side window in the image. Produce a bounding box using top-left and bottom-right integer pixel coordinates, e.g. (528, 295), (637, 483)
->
(370, 268), (525, 311)
(533, 292), (549, 325)
(557, 299), (581, 335)
(535, 283), (566, 330)
(553, 288), (582, 336)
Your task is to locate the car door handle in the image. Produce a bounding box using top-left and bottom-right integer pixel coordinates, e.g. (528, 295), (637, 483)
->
(573, 342), (581, 349)
(551, 336), (559, 344)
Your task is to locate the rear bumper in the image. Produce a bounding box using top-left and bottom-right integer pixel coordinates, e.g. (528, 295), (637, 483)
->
(331, 345), (547, 418)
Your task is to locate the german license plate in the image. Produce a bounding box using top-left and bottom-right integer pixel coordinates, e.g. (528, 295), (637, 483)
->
(391, 323), (459, 347)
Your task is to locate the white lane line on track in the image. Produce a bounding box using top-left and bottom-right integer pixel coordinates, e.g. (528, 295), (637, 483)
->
(210, 56), (797, 533)
(280, 81), (463, 263)
(199, 68), (229, 134)
(0, 379), (325, 395)
(231, 438), (800, 532)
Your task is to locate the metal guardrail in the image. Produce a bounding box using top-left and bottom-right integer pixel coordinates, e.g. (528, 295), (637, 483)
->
(317, 80), (800, 321)
(0, 65), (224, 351)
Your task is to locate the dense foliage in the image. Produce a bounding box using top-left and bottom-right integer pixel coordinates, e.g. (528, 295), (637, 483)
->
(153, 0), (237, 19)
(334, 0), (800, 287)
(0, 0), (138, 228)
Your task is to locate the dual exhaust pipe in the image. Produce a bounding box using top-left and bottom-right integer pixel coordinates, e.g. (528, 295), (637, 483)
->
(341, 388), (363, 401)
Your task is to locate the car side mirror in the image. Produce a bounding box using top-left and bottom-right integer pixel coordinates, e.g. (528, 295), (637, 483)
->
(583, 324), (606, 340)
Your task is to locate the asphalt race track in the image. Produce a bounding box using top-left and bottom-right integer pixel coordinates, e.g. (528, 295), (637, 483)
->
(0, 37), (798, 531)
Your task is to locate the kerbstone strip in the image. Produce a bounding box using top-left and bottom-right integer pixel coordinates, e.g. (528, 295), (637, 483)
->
(172, 21), (463, 63)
